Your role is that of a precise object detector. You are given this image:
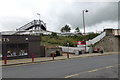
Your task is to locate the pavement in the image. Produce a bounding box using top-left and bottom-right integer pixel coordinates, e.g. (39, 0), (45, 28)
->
(0, 52), (119, 66)
(2, 53), (118, 78)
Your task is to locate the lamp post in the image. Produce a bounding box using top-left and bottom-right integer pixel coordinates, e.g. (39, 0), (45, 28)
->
(82, 9), (88, 35)
(82, 9), (88, 53)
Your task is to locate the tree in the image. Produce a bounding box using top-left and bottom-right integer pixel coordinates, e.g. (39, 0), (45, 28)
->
(51, 32), (57, 37)
(61, 25), (71, 32)
(61, 27), (65, 32)
(75, 27), (80, 32)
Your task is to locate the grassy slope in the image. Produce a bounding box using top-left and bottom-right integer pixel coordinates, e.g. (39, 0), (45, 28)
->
(41, 33), (100, 47)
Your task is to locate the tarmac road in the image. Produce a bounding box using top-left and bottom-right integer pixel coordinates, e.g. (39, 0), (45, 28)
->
(2, 54), (118, 78)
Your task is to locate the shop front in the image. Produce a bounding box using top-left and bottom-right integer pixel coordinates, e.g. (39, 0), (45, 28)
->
(1, 35), (45, 59)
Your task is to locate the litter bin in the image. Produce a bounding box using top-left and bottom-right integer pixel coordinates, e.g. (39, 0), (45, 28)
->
(89, 46), (93, 53)
(75, 51), (82, 55)
(75, 51), (79, 55)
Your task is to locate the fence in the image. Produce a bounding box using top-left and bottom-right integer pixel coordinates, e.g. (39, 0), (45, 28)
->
(59, 46), (89, 53)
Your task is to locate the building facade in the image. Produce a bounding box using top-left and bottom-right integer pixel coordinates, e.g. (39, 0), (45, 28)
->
(1, 35), (45, 59)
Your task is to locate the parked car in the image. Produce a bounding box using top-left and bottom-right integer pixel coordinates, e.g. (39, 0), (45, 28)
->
(93, 47), (103, 53)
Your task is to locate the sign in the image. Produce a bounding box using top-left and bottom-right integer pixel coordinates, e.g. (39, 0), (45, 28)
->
(77, 41), (86, 45)
(0, 38), (10, 42)
(77, 41), (82, 45)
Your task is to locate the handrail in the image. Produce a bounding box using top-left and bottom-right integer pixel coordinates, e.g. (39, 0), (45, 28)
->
(16, 20), (46, 31)
(86, 32), (106, 46)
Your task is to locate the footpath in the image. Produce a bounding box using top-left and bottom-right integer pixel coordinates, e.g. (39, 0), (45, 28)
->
(0, 52), (119, 66)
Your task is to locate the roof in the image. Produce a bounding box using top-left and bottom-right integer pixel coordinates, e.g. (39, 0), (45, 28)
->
(45, 46), (61, 49)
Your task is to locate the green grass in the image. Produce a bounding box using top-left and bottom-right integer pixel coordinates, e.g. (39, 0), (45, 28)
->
(41, 33), (100, 47)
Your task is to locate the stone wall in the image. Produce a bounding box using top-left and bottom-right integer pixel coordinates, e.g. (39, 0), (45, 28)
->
(95, 35), (120, 52)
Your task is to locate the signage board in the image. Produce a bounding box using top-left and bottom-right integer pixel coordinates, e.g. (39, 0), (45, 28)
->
(77, 41), (86, 45)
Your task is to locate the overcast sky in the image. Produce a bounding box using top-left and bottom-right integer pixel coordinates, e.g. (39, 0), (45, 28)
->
(0, 0), (119, 33)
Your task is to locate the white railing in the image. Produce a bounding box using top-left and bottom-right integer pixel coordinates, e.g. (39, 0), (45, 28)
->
(86, 32), (106, 46)
(59, 46), (89, 53)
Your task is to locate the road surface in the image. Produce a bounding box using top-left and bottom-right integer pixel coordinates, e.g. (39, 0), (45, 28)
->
(2, 54), (118, 78)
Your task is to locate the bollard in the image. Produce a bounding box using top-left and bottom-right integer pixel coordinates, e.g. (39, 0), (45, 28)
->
(67, 53), (69, 59)
(4, 56), (7, 64)
(52, 53), (54, 60)
(32, 54), (35, 62)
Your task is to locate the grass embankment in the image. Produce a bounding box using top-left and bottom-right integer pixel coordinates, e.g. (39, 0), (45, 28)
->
(41, 33), (99, 47)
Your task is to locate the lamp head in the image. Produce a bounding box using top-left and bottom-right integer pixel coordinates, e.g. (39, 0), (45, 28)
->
(85, 9), (88, 12)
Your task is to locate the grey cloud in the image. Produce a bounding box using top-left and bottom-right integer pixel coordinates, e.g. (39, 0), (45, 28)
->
(86, 2), (118, 26)
(47, 2), (118, 31)
(0, 16), (31, 31)
(0, 1), (118, 32)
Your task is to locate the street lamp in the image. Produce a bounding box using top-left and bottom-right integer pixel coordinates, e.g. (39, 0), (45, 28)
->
(82, 9), (88, 35)
(82, 9), (88, 53)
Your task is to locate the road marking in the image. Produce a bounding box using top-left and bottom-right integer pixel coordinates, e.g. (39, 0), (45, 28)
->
(31, 63), (38, 64)
(64, 64), (119, 78)
(42, 61), (56, 63)
(65, 74), (79, 78)
(88, 69), (99, 72)
(50, 61), (56, 62)
(1, 63), (29, 68)
(42, 62), (48, 63)
(106, 66), (113, 69)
